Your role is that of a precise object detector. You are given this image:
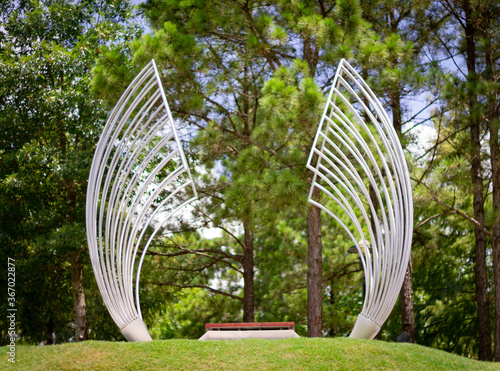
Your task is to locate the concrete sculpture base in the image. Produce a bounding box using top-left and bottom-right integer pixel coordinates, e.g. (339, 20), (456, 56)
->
(199, 329), (299, 341)
(349, 313), (381, 340)
(199, 322), (299, 341)
(121, 317), (153, 342)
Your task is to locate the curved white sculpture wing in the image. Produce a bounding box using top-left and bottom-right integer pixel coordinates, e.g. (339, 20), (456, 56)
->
(306, 59), (413, 339)
(86, 60), (198, 341)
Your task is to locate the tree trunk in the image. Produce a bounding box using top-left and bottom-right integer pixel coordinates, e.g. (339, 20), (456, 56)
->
(390, 87), (417, 344)
(464, 1), (492, 360)
(307, 189), (323, 337)
(44, 318), (54, 345)
(399, 259), (417, 343)
(70, 248), (88, 342)
(471, 132), (491, 361)
(369, 182), (382, 341)
(243, 221), (255, 322)
(483, 14), (500, 360)
(490, 107), (500, 362)
(391, 91), (403, 134)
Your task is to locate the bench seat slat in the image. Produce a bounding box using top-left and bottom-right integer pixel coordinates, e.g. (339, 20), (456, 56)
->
(205, 322), (295, 331)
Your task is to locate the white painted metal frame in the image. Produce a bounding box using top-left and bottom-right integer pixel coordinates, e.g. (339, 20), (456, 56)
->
(86, 60), (198, 341)
(306, 59), (413, 339)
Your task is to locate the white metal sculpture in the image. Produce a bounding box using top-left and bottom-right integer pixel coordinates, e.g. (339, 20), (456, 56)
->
(306, 59), (413, 339)
(86, 60), (197, 341)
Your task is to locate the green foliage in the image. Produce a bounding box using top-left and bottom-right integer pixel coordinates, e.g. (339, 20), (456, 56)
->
(150, 288), (241, 339)
(0, 0), (136, 344)
(403, 111), (495, 358)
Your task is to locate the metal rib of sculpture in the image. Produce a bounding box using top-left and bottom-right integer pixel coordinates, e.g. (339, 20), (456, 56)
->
(306, 59), (413, 339)
(86, 60), (198, 341)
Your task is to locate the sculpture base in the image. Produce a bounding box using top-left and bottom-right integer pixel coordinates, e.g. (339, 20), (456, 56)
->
(121, 317), (152, 342)
(199, 329), (299, 341)
(349, 313), (381, 340)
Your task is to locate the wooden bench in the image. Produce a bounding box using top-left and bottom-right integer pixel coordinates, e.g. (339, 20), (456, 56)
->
(199, 322), (299, 340)
(205, 322), (295, 331)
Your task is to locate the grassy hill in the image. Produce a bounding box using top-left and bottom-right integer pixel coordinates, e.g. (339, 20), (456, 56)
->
(3, 338), (499, 370)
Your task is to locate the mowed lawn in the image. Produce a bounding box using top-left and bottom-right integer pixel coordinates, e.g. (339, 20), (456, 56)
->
(3, 337), (500, 370)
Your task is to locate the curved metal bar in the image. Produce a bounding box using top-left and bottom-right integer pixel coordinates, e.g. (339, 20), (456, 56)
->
(86, 60), (198, 341)
(87, 67), (156, 326)
(306, 59), (413, 339)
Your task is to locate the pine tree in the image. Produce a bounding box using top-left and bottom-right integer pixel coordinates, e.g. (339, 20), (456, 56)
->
(426, 0), (500, 361)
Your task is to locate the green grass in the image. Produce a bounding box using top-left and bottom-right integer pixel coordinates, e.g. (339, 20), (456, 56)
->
(3, 338), (499, 370)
